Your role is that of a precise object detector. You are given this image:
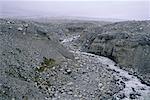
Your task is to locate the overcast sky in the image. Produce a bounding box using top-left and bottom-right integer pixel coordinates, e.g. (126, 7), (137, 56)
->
(0, 0), (149, 20)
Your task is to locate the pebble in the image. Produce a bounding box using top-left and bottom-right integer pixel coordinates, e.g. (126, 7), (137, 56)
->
(80, 64), (83, 67)
(35, 34), (38, 36)
(140, 87), (145, 90)
(65, 69), (72, 74)
(73, 76), (77, 80)
(8, 26), (12, 29)
(74, 94), (78, 97)
(120, 81), (126, 88)
(117, 93), (126, 99)
(24, 24), (29, 28)
(7, 21), (11, 24)
(67, 82), (73, 86)
(130, 93), (137, 99)
(98, 83), (103, 88)
(17, 27), (23, 31)
(121, 76), (129, 81)
(52, 66), (56, 70)
(67, 91), (73, 95)
(23, 32), (26, 35)
(75, 56), (80, 60)
(139, 27), (143, 30)
(60, 68), (63, 71)
(78, 94), (82, 98)
(54, 93), (58, 97)
(12, 98), (15, 100)
(52, 98), (57, 100)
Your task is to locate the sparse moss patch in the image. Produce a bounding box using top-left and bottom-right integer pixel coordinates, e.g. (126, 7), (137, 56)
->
(35, 57), (56, 72)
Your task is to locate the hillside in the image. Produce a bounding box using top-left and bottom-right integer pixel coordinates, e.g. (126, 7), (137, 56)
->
(79, 20), (150, 86)
(0, 19), (150, 100)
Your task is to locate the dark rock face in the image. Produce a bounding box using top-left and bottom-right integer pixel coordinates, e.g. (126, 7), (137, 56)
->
(81, 21), (150, 85)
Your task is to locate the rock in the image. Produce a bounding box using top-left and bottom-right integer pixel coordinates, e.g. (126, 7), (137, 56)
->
(74, 94), (78, 97)
(130, 93), (138, 99)
(139, 27), (143, 30)
(8, 26), (12, 29)
(24, 24), (29, 28)
(7, 21), (11, 24)
(80, 21), (150, 85)
(120, 81), (126, 88)
(78, 94), (82, 98)
(17, 27), (23, 31)
(23, 32), (26, 35)
(11, 98), (15, 100)
(121, 76), (129, 81)
(98, 83), (103, 88)
(65, 69), (72, 75)
(75, 56), (80, 60)
(67, 82), (73, 86)
(117, 93), (126, 99)
(67, 91), (73, 95)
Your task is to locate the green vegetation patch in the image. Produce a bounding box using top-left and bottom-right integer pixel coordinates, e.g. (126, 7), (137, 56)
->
(35, 57), (56, 72)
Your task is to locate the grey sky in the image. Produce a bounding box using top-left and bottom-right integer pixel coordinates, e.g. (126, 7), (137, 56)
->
(0, 0), (149, 20)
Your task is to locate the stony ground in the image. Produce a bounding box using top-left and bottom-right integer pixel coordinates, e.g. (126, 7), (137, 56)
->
(0, 19), (150, 100)
(79, 21), (150, 86)
(61, 34), (150, 100)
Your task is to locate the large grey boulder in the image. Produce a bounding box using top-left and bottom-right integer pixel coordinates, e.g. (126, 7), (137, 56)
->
(80, 21), (150, 85)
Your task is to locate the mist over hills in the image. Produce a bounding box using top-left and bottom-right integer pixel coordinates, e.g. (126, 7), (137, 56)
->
(0, 1), (149, 21)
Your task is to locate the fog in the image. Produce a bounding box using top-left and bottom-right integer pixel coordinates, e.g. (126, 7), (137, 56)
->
(0, 0), (149, 20)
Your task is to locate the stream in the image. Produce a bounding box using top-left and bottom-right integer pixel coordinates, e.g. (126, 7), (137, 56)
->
(61, 35), (150, 100)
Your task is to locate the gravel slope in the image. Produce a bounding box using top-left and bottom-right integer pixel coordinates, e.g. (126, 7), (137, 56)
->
(79, 21), (150, 86)
(61, 34), (150, 100)
(0, 19), (150, 100)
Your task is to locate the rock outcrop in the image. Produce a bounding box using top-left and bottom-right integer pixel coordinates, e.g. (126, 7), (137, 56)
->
(80, 21), (150, 85)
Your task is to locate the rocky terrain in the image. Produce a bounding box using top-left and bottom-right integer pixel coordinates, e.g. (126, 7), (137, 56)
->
(0, 18), (150, 100)
(79, 21), (150, 86)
